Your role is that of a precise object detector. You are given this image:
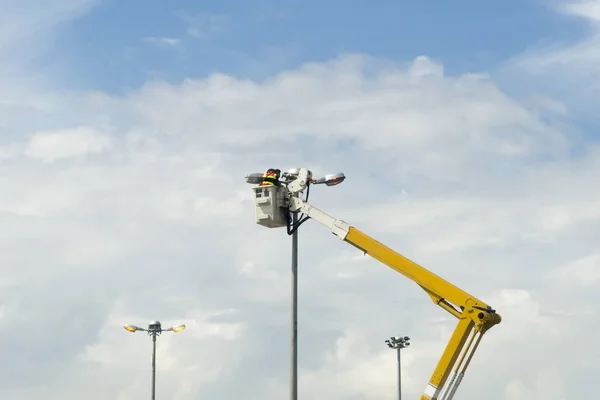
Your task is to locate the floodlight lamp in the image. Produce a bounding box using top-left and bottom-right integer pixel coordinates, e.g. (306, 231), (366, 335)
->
(245, 173), (264, 185)
(124, 324), (138, 333)
(404, 336), (410, 341)
(324, 173), (346, 186)
(172, 324), (186, 333)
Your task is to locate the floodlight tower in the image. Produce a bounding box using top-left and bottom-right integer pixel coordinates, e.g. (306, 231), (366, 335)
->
(123, 321), (186, 400)
(386, 335), (411, 400)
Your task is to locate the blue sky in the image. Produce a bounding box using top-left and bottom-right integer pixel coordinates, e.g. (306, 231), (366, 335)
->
(52, 0), (587, 93)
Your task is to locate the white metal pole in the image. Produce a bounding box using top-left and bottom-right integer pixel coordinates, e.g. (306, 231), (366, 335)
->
(291, 211), (298, 400)
(151, 333), (157, 400)
(397, 347), (402, 400)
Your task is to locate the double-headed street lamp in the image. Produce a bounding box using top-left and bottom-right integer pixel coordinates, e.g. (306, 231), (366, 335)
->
(245, 168), (345, 400)
(284, 168), (345, 400)
(124, 321), (186, 400)
(386, 335), (411, 400)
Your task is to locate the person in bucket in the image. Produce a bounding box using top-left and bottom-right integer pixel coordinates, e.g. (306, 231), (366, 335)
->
(259, 168), (281, 186)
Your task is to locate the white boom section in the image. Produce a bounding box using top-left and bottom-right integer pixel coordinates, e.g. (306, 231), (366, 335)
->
(289, 197), (350, 240)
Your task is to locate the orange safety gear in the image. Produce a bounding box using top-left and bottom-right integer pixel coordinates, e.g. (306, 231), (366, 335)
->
(259, 168), (281, 186)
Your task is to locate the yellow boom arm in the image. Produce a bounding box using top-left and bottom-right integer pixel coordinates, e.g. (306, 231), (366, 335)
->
(289, 197), (501, 400)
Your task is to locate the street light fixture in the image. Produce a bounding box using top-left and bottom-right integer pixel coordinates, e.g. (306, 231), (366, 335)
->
(386, 335), (411, 400)
(123, 320), (186, 400)
(311, 172), (346, 186)
(245, 167), (346, 400)
(285, 168), (345, 400)
(244, 171), (346, 187)
(245, 172), (264, 185)
(171, 323), (186, 333)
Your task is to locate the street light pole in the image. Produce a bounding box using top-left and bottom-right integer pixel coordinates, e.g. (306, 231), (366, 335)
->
(245, 167), (347, 400)
(385, 335), (411, 400)
(396, 345), (401, 400)
(124, 321), (186, 400)
(151, 332), (157, 400)
(291, 211), (298, 400)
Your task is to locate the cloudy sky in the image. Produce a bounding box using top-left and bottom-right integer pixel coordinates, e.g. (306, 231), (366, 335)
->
(0, 0), (599, 399)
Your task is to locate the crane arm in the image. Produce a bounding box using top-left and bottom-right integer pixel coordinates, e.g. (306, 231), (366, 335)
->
(289, 196), (502, 400)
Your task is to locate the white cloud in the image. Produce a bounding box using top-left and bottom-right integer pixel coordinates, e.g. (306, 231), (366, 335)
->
(561, 0), (600, 22)
(501, 0), (600, 115)
(144, 36), (182, 48)
(0, 4), (599, 400)
(25, 126), (112, 162)
(546, 253), (600, 286)
(0, 0), (98, 55)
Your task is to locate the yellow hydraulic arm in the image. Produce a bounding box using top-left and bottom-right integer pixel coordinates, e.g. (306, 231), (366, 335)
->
(287, 191), (502, 400)
(249, 167), (502, 399)
(341, 227), (501, 400)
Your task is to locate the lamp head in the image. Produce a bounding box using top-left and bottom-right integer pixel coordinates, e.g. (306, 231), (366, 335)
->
(245, 173), (264, 185)
(312, 172), (346, 186)
(324, 173), (345, 186)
